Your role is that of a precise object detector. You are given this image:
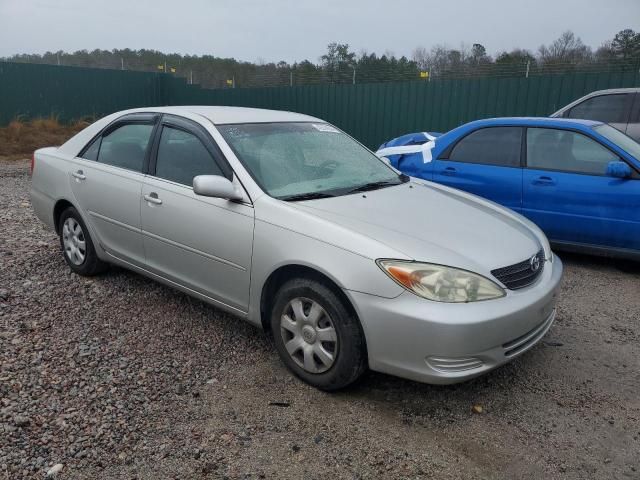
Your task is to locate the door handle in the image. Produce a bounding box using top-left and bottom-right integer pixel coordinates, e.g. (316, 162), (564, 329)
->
(533, 176), (555, 186)
(441, 167), (457, 176)
(72, 170), (86, 180)
(144, 193), (162, 205)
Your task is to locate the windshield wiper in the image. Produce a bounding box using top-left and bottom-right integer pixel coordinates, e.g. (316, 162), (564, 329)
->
(345, 179), (404, 195)
(279, 192), (336, 202)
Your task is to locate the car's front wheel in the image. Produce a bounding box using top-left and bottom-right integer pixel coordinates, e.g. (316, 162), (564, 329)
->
(270, 277), (367, 391)
(58, 207), (108, 276)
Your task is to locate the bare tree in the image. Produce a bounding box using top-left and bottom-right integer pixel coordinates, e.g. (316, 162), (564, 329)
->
(538, 31), (592, 64)
(412, 46), (429, 70)
(412, 44), (462, 76)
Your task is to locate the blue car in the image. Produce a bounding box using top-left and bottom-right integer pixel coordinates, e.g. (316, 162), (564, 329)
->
(378, 118), (640, 260)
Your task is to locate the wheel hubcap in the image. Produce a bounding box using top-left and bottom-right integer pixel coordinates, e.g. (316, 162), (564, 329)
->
(301, 325), (317, 344)
(62, 218), (86, 266)
(280, 297), (338, 374)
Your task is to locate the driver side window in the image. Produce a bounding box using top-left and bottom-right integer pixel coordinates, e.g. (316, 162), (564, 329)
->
(154, 126), (224, 186)
(526, 128), (619, 175)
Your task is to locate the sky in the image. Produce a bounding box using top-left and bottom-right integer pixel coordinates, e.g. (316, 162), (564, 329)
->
(0, 0), (638, 62)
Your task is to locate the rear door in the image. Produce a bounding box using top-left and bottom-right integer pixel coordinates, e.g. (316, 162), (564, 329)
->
(141, 115), (254, 313)
(564, 92), (633, 135)
(69, 114), (157, 267)
(522, 127), (640, 250)
(432, 126), (524, 212)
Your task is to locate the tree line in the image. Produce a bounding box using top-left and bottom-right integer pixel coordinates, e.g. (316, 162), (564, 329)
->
(3, 29), (639, 89)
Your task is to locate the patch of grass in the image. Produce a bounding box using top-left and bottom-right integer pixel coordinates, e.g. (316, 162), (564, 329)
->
(0, 117), (91, 157)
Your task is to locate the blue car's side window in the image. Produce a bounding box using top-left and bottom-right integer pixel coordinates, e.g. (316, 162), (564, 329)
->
(448, 127), (522, 167)
(526, 128), (618, 175)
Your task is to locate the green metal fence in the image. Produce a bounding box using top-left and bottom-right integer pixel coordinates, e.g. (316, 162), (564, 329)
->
(168, 71), (640, 148)
(0, 62), (163, 126)
(2, 61), (639, 148)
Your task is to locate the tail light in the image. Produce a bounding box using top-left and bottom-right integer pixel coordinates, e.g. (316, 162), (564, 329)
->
(30, 152), (35, 175)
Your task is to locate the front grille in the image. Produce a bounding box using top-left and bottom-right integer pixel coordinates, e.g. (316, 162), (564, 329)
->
(491, 250), (545, 290)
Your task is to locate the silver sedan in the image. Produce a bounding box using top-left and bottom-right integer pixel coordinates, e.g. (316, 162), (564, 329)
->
(31, 107), (562, 390)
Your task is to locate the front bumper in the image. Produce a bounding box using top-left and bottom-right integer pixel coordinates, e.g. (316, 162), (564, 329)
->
(347, 254), (563, 385)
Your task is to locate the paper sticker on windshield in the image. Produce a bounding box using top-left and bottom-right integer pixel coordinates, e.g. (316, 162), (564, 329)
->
(312, 124), (340, 133)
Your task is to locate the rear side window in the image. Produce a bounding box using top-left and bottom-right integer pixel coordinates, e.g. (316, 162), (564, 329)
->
(448, 127), (522, 167)
(154, 126), (224, 186)
(97, 123), (154, 172)
(567, 94), (630, 124)
(527, 128), (618, 175)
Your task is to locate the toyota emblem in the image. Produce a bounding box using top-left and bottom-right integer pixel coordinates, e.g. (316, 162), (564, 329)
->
(530, 255), (541, 272)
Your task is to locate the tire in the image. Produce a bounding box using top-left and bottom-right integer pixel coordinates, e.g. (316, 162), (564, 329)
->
(270, 277), (367, 391)
(58, 206), (108, 276)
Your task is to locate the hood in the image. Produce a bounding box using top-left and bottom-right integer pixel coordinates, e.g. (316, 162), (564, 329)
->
(290, 181), (542, 275)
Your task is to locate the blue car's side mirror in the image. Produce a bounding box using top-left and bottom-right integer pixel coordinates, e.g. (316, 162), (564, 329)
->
(606, 161), (632, 179)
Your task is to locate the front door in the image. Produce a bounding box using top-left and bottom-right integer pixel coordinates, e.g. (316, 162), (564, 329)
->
(141, 117), (254, 313)
(522, 127), (640, 251)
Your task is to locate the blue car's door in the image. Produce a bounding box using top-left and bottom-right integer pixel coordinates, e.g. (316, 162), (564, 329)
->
(522, 127), (640, 251)
(432, 127), (524, 212)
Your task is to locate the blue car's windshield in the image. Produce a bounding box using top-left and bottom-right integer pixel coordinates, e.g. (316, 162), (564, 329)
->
(218, 122), (405, 200)
(594, 124), (640, 160)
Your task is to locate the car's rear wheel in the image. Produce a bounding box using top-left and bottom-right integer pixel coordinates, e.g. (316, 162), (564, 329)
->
(58, 207), (108, 276)
(270, 277), (367, 391)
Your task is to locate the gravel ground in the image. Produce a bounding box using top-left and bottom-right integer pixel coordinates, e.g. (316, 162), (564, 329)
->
(1, 158), (639, 479)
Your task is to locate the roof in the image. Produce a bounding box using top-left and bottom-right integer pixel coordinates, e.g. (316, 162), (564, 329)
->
(456, 117), (603, 129)
(134, 106), (322, 125)
(573, 87), (640, 95)
(57, 106), (324, 157)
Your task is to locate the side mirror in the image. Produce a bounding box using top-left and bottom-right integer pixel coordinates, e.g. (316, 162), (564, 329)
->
(606, 161), (632, 179)
(193, 175), (243, 201)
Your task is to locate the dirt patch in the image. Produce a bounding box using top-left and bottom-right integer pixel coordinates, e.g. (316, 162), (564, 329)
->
(0, 119), (88, 157)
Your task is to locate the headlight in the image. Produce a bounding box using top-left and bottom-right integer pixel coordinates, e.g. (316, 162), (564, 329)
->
(377, 260), (505, 303)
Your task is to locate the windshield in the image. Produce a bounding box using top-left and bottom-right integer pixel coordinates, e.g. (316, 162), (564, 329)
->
(217, 122), (405, 199)
(594, 124), (640, 160)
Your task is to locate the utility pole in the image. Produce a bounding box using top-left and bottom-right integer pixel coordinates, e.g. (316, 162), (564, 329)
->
(352, 67), (356, 85)
(233, 75), (235, 88)
(525, 60), (530, 79)
(57, 52), (60, 66)
(121, 58), (124, 70)
(190, 70), (193, 85)
(290, 71), (293, 87)
(164, 59), (167, 74)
